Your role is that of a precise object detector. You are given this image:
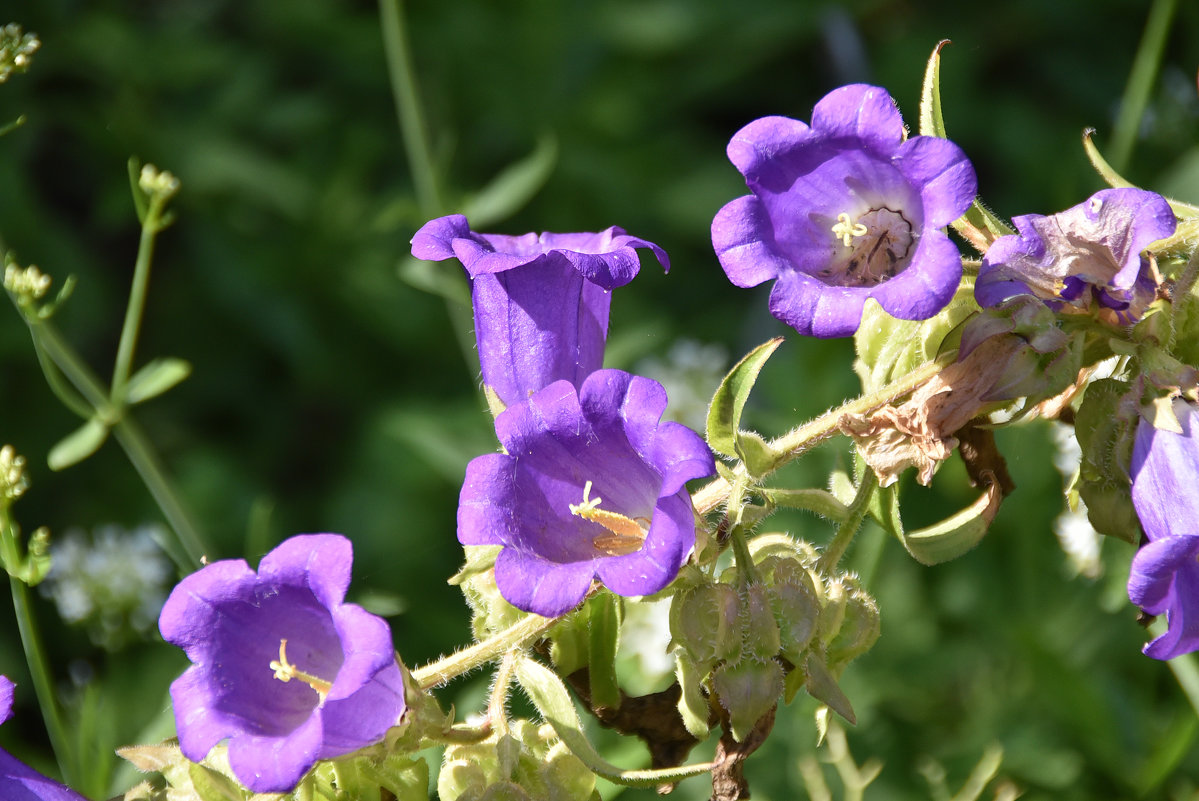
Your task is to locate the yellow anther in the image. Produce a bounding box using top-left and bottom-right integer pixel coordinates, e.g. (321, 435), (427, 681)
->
(831, 213), (869, 247)
(569, 480), (648, 556)
(269, 639), (333, 701)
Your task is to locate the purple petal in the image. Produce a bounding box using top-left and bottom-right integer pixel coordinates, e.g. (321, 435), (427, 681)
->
(458, 454), (518, 546)
(810, 84), (904, 152)
(258, 534), (352, 610)
(227, 713), (324, 793)
(320, 660), (406, 755)
(1131, 404), (1199, 541)
(170, 666), (243, 763)
(158, 559), (258, 658)
(1128, 536), (1199, 615)
(768, 270), (866, 339)
(869, 229), (963, 320)
(712, 195), (788, 288)
(652, 421), (718, 496)
(494, 546), (596, 617)
(0, 677), (12, 726)
(726, 116), (813, 186)
(595, 491), (694, 597)
(893, 136), (977, 228)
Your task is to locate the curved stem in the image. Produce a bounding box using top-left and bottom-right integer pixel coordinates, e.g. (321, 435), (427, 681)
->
(692, 356), (951, 515)
(818, 471), (876, 573)
(412, 612), (559, 689)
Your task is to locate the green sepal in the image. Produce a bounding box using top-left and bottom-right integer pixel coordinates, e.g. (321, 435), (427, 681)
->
(783, 660), (807, 704)
(674, 652), (712, 739)
(854, 282), (978, 394)
(737, 429), (776, 478)
(711, 658), (783, 742)
(125, 357), (192, 404)
(1074, 379), (1139, 542)
(804, 653), (856, 724)
(513, 656), (714, 788)
(917, 41), (1013, 252)
(587, 592), (622, 712)
(897, 479), (1001, 565)
(706, 337), (783, 459)
(463, 133), (558, 228)
(188, 763), (245, 801)
(48, 417), (109, 471)
(865, 481), (903, 540)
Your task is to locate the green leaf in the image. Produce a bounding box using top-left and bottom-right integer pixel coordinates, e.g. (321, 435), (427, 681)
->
(805, 654), (856, 724)
(587, 593), (622, 711)
(396, 255), (471, 307)
(918, 39), (950, 138)
(898, 479), (1000, 565)
(464, 133), (559, 228)
(706, 338), (783, 459)
(188, 763), (246, 801)
(1074, 378), (1140, 542)
(48, 417), (109, 471)
(514, 656), (714, 787)
(125, 357), (192, 404)
(736, 429), (775, 478)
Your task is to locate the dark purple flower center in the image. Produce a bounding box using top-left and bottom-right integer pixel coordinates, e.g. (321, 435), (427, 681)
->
(818, 206), (914, 287)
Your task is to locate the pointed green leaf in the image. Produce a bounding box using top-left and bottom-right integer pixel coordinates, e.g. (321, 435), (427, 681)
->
(805, 654), (856, 724)
(706, 338), (783, 459)
(125, 357), (192, 404)
(918, 39), (950, 138)
(464, 134), (559, 228)
(588, 593), (622, 711)
(48, 417), (109, 471)
(736, 429), (775, 478)
(514, 656), (713, 787)
(899, 479), (1000, 565)
(188, 763), (245, 801)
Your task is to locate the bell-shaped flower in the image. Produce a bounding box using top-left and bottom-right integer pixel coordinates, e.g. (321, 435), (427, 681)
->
(1127, 398), (1199, 659)
(0, 676), (86, 801)
(976, 187), (1176, 322)
(411, 214), (670, 408)
(711, 84), (977, 338)
(458, 370), (715, 617)
(158, 534), (406, 792)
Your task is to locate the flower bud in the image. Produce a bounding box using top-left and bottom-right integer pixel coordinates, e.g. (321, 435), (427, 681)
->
(669, 581), (741, 664)
(827, 588), (881, 670)
(739, 583), (781, 661)
(711, 658), (783, 742)
(764, 559), (819, 665)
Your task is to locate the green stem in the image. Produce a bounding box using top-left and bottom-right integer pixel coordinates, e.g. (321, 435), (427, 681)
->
(8, 572), (75, 786)
(818, 471), (876, 573)
(110, 200), (165, 402)
(412, 612), (560, 689)
(1109, 0), (1178, 172)
(692, 355), (951, 515)
(379, 0), (444, 215)
(28, 319), (207, 570)
(1168, 248), (1199, 355)
(488, 649), (519, 741)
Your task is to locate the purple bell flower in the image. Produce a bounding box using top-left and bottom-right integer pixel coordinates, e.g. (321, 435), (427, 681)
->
(411, 214), (670, 408)
(158, 534), (406, 792)
(458, 370), (715, 617)
(976, 188), (1176, 322)
(711, 84), (977, 338)
(1127, 399), (1199, 659)
(0, 676), (86, 801)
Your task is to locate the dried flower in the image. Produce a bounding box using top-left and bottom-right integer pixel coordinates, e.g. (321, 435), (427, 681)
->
(976, 188), (1176, 322)
(712, 84), (976, 337)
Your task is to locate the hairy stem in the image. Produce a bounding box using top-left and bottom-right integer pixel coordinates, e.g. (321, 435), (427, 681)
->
(413, 612), (559, 689)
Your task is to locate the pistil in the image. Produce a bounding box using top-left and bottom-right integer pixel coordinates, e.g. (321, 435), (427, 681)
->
(269, 639), (333, 701)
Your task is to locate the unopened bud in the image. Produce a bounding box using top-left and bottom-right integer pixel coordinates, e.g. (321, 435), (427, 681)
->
(740, 583), (781, 661)
(1, 445), (29, 503)
(670, 581), (741, 663)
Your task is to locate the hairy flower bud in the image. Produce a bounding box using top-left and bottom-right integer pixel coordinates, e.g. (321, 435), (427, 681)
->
(827, 588), (882, 670)
(670, 581), (742, 664)
(711, 658), (784, 742)
(739, 583), (782, 661)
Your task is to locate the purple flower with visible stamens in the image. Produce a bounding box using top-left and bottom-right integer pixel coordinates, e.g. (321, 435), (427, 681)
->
(458, 370), (715, 617)
(411, 214), (670, 408)
(1127, 399), (1199, 660)
(976, 188), (1176, 322)
(159, 534), (405, 792)
(1, 676), (86, 801)
(712, 84), (977, 338)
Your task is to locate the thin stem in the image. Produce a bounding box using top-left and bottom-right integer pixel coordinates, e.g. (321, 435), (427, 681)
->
(488, 649), (519, 741)
(111, 203), (163, 401)
(1168, 248), (1199, 355)
(379, 0), (444, 215)
(8, 573), (75, 785)
(413, 612), (559, 689)
(819, 471), (876, 572)
(691, 356), (951, 515)
(28, 319), (207, 570)
(1109, 0), (1178, 173)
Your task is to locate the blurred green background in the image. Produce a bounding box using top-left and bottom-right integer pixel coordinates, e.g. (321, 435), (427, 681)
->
(1, 0), (1199, 799)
